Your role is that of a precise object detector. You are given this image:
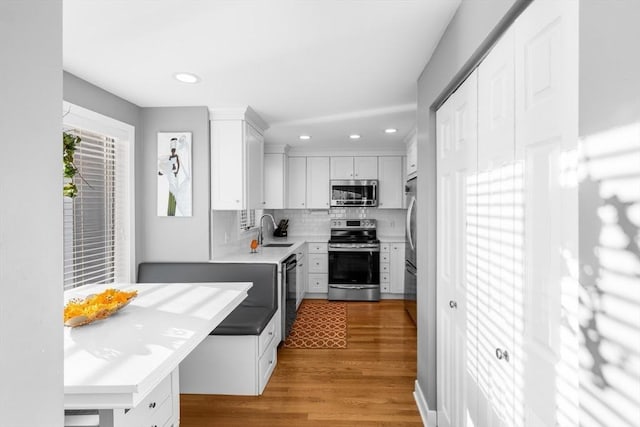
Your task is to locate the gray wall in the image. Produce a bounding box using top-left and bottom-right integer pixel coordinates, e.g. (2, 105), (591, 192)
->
(0, 1), (64, 425)
(64, 74), (211, 264)
(140, 107), (211, 262)
(416, 0), (523, 411)
(578, 1), (640, 425)
(63, 71), (145, 265)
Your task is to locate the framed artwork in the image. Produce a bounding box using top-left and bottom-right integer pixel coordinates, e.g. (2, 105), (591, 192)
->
(157, 132), (192, 216)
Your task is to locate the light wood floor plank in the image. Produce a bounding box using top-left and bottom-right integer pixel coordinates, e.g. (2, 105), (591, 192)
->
(180, 300), (421, 426)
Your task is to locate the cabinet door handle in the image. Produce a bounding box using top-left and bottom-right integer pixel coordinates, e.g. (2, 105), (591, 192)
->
(495, 348), (510, 362)
(148, 402), (156, 409)
(449, 300), (457, 309)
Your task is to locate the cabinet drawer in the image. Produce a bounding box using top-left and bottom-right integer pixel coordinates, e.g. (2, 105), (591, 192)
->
(381, 243), (390, 252)
(308, 242), (328, 253)
(380, 253), (390, 263)
(308, 274), (328, 293)
(258, 315), (277, 357)
(380, 263), (390, 273)
(307, 253), (328, 273)
(123, 374), (172, 426)
(258, 343), (277, 393)
(381, 283), (390, 293)
(381, 273), (390, 283)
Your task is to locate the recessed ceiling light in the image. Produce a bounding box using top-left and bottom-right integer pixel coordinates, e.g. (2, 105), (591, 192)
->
(299, 135), (311, 140)
(384, 128), (398, 134)
(173, 72), (200, 84)
(349, 134), (361, 140)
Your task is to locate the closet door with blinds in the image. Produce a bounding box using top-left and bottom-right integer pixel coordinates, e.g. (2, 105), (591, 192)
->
(436, 70), (478, 427)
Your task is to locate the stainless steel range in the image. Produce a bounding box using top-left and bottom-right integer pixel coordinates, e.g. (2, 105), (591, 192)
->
(327, 219), (380, 301)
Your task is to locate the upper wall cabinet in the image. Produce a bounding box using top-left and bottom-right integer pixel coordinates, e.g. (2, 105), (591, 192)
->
(210, 107), (268, 210)
(405, 130), (417, 178)
(287, 157), (307, 209)
(377, 156), (404, 209)
(306, 157), (330, 209)
(330, 156), (378, 180)
(263, 152), (286, 209)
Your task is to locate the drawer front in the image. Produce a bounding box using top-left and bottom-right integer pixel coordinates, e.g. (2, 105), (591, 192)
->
(307, 273), (328, 293)
(381, 272), (390, 283)
(258, 343), (278, 393)
(381, 263), (390, 273)
(258, 315), (277, 357)
(380, 243), (390, 252)
(381, 283), (390, 293)
(380, 253), (390, 263)
(307, 253), (328, 273)
(308, 242), (328, 253)
(123, 374), (172, 426)
(150, 392), (173, 427)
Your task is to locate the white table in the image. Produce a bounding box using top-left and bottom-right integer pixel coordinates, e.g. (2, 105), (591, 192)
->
(63, 282), (250, 426)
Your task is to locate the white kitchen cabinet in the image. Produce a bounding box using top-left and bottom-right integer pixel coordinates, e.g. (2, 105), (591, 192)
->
(296, 245), (307, 308)
(287, 157), (306, 209)
(406, 130), (417, 178)
(306, 157), (330, 209)
(263, 153), (286, 209)
(377, 156), (404, 209)
(330, 156), (378, 180)
(307, 242), (328, 294)
(380, 242), (405, 295)
(210, 107), (268, 210)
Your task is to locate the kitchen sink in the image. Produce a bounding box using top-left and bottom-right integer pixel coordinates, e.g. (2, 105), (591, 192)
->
(262, 243), (294, 248)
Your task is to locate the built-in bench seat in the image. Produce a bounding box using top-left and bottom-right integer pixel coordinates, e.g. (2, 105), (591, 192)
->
(137, 262), (280, 395)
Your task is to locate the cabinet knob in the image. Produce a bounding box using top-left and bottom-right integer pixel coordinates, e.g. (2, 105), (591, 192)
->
(449, 300), (457, 309)
(235, 200), (240, 203)
(149, 402), (156, 409)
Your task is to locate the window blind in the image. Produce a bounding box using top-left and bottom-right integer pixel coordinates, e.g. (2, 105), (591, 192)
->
(63, 127), (128, 290)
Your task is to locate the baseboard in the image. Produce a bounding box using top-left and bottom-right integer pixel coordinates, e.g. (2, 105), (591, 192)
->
(414, 380), (437, 427)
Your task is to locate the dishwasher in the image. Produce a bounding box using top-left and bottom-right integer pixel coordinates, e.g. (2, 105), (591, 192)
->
(282, 254), (297, 340)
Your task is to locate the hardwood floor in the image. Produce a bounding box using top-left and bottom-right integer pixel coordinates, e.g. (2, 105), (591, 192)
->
(180, 300), (421, 426)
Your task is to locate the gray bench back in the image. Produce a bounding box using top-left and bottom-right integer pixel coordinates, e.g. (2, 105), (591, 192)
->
(137, 262), (278, 309)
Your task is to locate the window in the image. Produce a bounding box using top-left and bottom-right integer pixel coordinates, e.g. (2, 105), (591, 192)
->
(239, 209), (256, 231)
(62, 102), (134, 290)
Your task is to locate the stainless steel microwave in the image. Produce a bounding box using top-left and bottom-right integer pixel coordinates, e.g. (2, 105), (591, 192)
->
(330, 180), (378, 207)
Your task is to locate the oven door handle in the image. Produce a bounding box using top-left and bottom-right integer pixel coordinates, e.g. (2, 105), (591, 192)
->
(328, 247), (380, 252)
(406, 196), (416, 251)
(329, 284), (379, 290)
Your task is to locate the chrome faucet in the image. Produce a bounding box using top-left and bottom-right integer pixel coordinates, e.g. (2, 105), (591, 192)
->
(258, 213), (277, 246)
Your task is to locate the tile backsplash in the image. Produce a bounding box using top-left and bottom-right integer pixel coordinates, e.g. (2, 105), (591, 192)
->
(275, 208), (405, 238)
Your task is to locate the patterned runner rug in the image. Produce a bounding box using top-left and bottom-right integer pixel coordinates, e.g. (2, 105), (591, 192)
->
(283, 301), (348, 349)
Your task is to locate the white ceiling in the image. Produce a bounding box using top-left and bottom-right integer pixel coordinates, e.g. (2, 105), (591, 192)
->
(63, 0), (460, 151)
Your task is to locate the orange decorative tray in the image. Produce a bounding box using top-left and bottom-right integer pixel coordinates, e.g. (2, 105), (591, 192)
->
(64, 288), (138, 327)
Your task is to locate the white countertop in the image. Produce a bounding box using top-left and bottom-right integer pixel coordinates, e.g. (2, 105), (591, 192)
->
(211, 239), (306, 264)
(64, 281), (250, 409)
(210, 235), (405, 264)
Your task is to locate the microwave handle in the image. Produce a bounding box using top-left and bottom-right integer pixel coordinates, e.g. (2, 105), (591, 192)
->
(406, 196), (416, 251)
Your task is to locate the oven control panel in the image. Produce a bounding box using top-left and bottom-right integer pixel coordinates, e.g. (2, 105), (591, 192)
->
(331, 219), (377, 229)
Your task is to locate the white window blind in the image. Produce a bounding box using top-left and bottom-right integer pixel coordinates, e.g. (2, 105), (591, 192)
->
(239, 209), (257, 231)
(63, 127), (129, 290)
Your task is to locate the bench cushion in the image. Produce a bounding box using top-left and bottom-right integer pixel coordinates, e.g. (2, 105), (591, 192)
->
(137, 262), (278, 335)
(212, 306), (274, 335)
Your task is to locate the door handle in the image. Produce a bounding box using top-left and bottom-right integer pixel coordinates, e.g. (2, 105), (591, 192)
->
(449, 300), (457, 309)
(495, 348), (510, 362)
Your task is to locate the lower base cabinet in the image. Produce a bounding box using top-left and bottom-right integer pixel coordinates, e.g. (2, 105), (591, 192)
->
(380, 242), (405, 295)
(98, 369), (180, 427)
(178, 314), (279, 396)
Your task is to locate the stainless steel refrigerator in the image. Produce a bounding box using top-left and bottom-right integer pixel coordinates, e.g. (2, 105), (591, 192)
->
(404, 177), (417, 324)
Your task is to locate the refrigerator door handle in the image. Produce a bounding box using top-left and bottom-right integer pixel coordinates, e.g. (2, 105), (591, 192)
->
(406, 196), (416, 251)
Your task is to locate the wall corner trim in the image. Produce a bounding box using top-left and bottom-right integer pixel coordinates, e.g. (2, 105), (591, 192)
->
(414, 380), (437, 426)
